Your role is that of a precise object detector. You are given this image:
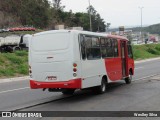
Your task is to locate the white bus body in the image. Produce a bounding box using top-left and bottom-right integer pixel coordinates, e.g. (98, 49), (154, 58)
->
(29, 30), (107, 89)
(29, 30), (134, 94)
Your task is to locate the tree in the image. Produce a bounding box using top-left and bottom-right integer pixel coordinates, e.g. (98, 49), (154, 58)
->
(52, 0), (65, 10)
(50, 0), (66, 29)
(0, 0), (107, 31)
(106, 23), (111, 32)
(0, 0), (51, 28)
(87, 5), (106, 32)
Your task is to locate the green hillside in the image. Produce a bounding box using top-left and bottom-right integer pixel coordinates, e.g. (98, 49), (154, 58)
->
(132, 23), (160, 35)
(143, 23), (160, 35)
(0, 0), (106, 32)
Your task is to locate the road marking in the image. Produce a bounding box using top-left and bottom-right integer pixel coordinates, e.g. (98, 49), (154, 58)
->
(0, 87), (30, 94)
(133, 73), (160, 81)
(135, 67), (144, 70)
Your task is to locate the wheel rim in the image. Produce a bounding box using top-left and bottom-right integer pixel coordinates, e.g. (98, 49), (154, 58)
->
(129, 74), (132, 80)
(102, 82), (106, 92)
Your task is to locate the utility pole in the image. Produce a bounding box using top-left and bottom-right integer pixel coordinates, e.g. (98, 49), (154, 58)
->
(88, 0), (92, 31)
(139, 7), (144, 43)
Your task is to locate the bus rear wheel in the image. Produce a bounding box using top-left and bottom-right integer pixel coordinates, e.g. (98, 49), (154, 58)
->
(92, 78), (107, 94)
(62, 89), (75, 95)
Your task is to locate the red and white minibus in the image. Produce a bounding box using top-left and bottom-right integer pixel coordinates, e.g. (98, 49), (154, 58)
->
(29, 30), (134, 94)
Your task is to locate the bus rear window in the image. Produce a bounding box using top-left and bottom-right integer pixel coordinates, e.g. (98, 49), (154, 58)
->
(32, 33), (69, 51)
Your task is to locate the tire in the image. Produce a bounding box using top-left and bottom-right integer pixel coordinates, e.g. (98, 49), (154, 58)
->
(7, 46), (13, 52)
(0, 48), (3, 53)
(92, 78), (107, 94)
(125, 71), (132, 84)
(13, 47), (21, 52)
(62, 89), (75, 95)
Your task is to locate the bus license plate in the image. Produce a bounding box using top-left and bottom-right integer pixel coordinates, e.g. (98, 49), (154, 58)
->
(48, 76), (57, 80)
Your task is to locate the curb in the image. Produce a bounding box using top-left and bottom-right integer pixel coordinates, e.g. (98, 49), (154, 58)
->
(135, 57), (160, 64)
(0, 76), (29, 83)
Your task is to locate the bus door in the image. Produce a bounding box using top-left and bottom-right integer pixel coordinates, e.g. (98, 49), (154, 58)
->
(121, 41), (127, 77)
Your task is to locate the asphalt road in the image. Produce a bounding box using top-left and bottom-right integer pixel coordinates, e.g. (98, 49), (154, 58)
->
(0, 59), (160, 120)
(22, 75), (160, 120)
(133, 59), (160, 80)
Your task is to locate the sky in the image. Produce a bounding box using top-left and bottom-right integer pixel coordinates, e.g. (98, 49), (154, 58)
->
(49, 0), (160, 28)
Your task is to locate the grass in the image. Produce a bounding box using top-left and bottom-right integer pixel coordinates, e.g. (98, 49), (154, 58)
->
(133, 44), (160, 60)
(0, 44), (160, 78)
(0, 51), (28, 78)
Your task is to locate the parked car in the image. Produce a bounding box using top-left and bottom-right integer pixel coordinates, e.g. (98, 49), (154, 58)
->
(28, 27), (36, 31)
(2, 28), (10, 32)
(9, 27), (36, 32)
(9, 28), (15, 32)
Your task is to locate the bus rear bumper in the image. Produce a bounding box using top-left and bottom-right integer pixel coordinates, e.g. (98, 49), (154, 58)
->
(30, 78), (82, 89)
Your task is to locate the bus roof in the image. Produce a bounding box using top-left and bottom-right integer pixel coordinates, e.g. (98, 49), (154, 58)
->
(107, 34), (128, 40)
(34, 30), (107, 37)
(34, 30), (128, 41)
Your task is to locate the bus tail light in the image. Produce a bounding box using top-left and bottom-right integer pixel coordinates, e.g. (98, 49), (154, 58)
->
(73, 63), (77, 67)
(73, 63), (77, 77)
(73, 68), (77, 72)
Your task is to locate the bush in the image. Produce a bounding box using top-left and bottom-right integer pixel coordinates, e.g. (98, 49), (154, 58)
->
(155, 46), (160, 51)
(147, 48), (160, 55)
(133, 44), (160, 60)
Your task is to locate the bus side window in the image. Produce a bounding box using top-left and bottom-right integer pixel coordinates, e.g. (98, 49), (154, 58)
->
(85, 36), (101, 60)
(101, 38), (107, 58)
(128, 43), (133, 58)
(80, 35), (86, 60)
(85, 36), (92, 59)
(106, 38), (114, 57)
(113, 39), (118, 57)
(91, 37), (101, 59)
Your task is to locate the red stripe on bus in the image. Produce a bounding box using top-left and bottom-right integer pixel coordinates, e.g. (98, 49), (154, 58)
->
(30, 78), (82, 89)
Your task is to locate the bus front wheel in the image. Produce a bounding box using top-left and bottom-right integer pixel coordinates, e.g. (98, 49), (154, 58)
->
(125, 71), (132, 84)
